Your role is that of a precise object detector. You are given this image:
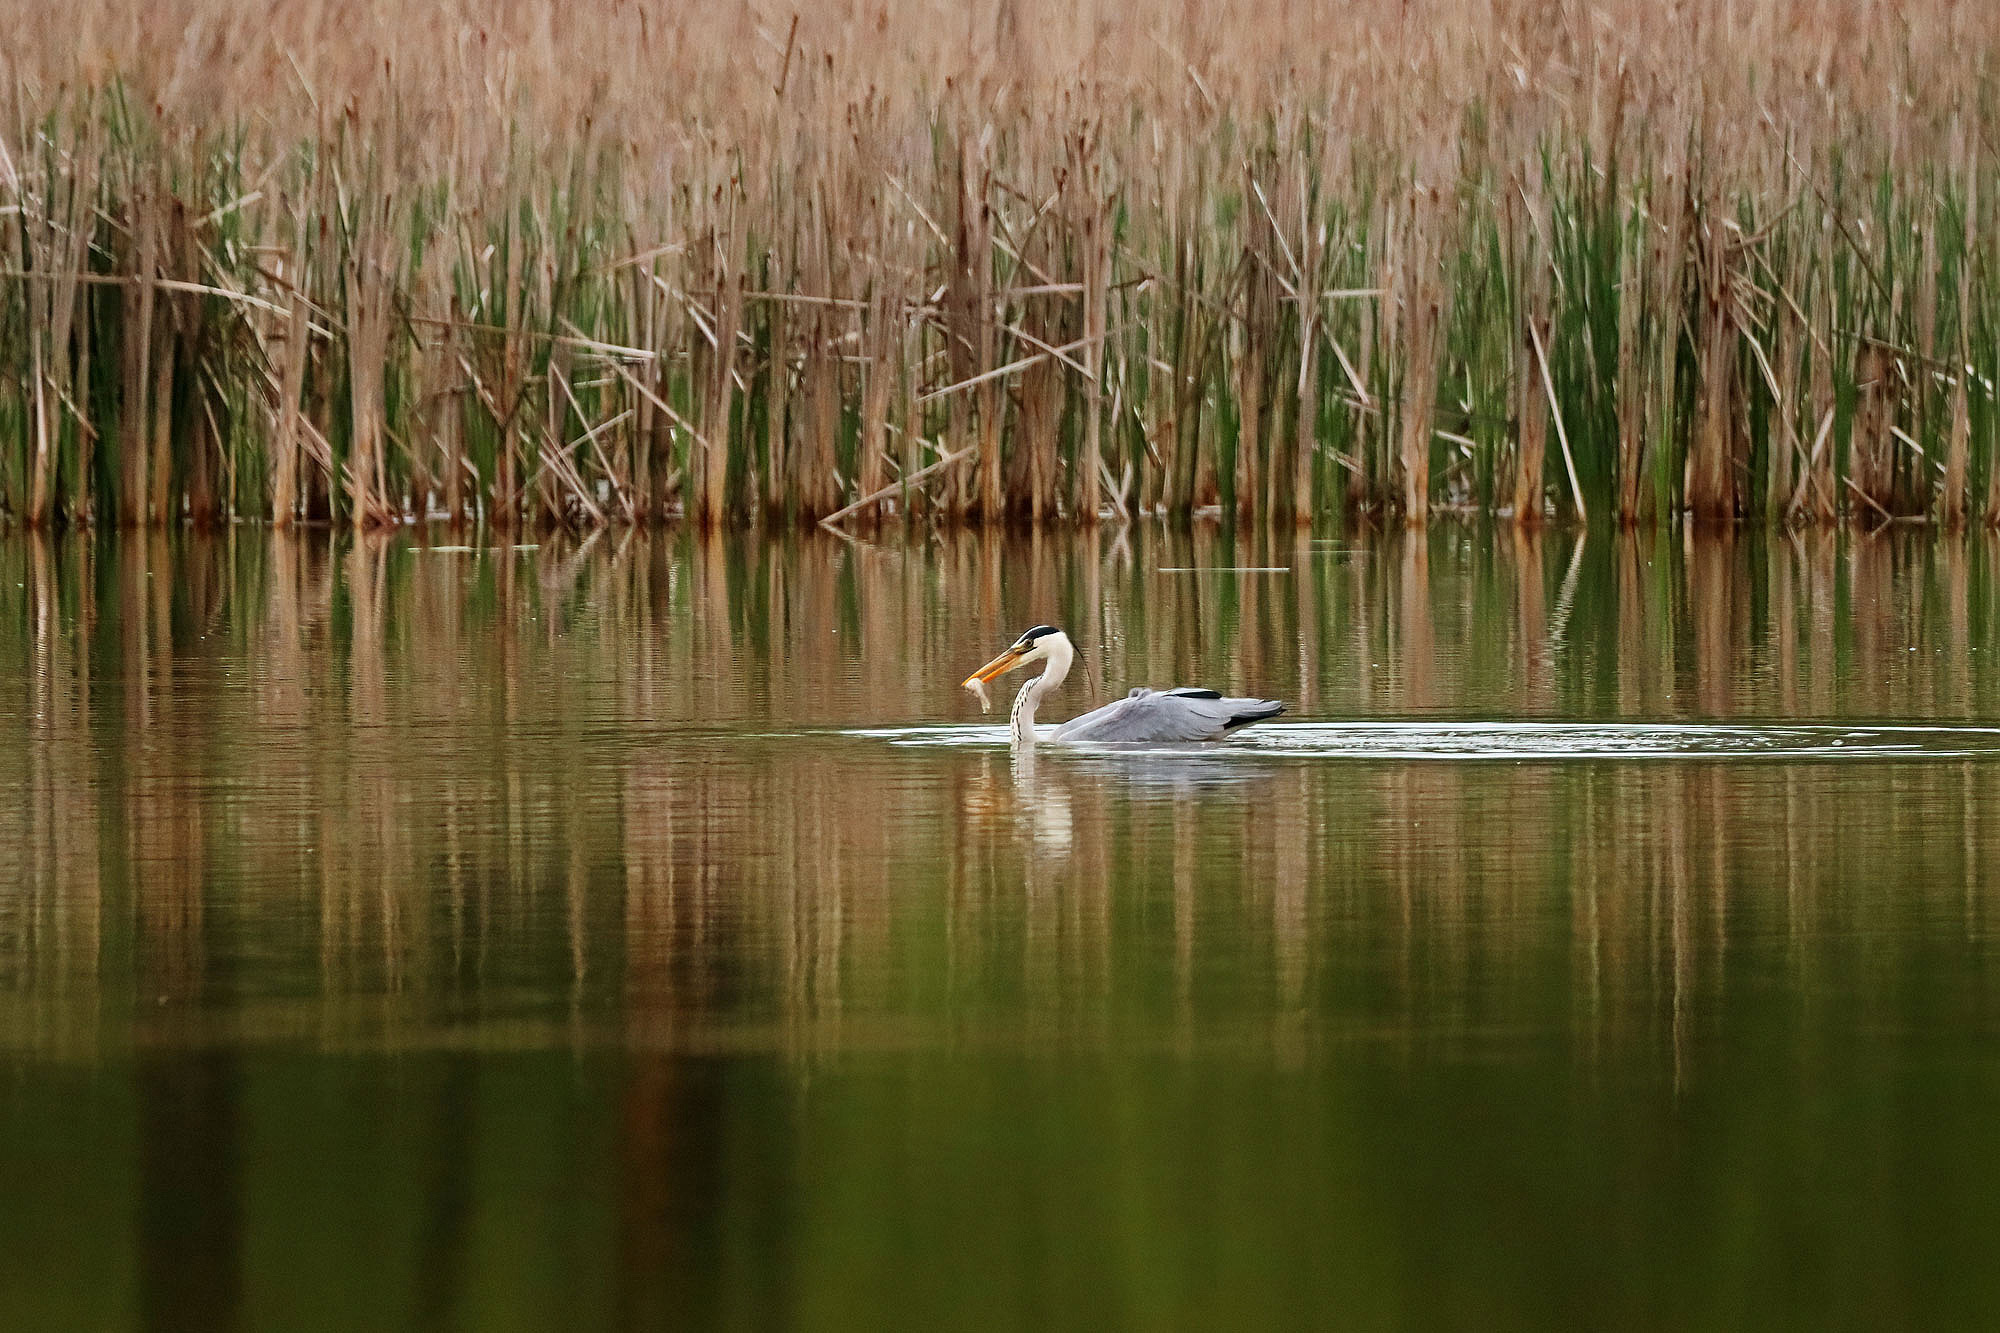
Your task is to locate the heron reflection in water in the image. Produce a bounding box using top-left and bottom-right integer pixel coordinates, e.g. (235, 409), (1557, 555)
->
(963, 625), (1284, 747)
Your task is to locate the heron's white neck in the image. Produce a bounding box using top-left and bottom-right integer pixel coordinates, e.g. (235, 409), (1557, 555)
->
(1009, 632), (1074, 747)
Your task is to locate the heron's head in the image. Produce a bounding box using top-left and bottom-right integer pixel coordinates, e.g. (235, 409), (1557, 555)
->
(964, 625), (1067, 687)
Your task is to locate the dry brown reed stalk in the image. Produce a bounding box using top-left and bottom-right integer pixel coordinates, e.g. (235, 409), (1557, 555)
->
(1393, 189), (1447, 526)
(694, 203), (746, 529)
(1850, 343), (1898, 522)
(1005, 210), (1069, 524)
(1231, 170), (1265, 522)
(1076, 143), (1112, 525)
(1686, 197), (1740, 526)
(1942, 138), (1976, 528)
(1512, 276), (1551, 525)
(795, 203), (843, 522)
(759, 259), (793, 521)
(18, 118), (98, 526)
(264, 240), (311, 528)
(116, 177), (157, 526)
(1614, 229), (1647, 526)
(1944, 287), (1973, 527)
(1790, 239), (1841, 524)
(856, 281), (898, 519)
(1, 0), (1998, 532)
(1289, 205), (1323, 525)
(1765, 275), (1806, 523)
(342, 211), (396, 530)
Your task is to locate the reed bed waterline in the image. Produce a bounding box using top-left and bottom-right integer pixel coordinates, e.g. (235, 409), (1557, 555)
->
(3, 0), (1999, 531)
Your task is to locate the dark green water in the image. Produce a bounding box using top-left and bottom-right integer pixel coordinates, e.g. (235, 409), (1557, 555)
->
(5, 527), (2000, 1330)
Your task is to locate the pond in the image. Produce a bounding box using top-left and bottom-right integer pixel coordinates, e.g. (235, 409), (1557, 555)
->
(4, 526), (2000, 1329)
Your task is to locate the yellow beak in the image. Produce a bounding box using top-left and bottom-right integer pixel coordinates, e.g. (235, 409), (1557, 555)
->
(963, 645), (1032, 687)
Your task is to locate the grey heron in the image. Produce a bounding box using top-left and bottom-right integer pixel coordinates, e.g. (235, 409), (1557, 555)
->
(963, 626), (1285, 747)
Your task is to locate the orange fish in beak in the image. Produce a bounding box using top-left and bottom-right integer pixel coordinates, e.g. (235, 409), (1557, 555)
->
(963, 643), (1033, 688)
(963, 639), (1040, 713)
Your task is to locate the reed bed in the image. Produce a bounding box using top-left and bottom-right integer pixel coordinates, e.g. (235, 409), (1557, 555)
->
(3, 0), (1999, 530)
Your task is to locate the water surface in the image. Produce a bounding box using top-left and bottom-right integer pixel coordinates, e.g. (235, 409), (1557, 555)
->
(5, 526), (2000, 1330)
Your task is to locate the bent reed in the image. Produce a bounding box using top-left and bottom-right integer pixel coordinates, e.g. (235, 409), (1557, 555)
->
(5, 0), (2000, 531)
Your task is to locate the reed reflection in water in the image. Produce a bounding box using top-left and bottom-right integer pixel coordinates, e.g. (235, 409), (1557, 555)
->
(3, 527), (2000, 1329)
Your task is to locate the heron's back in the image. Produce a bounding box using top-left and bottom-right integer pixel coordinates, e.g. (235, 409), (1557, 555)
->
(1054, 687), (1284, 743)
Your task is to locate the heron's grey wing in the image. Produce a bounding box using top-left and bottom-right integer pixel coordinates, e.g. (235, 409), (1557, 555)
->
(1054, 687), (1284, 743)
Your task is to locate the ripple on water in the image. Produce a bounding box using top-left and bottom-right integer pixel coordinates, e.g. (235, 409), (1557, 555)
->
(848, 720), (2000, 761)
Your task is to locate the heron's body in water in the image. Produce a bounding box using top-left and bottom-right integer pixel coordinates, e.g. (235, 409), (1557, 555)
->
(964, 626), (1284, 747)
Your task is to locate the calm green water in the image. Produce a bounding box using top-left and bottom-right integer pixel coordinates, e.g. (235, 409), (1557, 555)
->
(6, 527), (2000, 1330)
